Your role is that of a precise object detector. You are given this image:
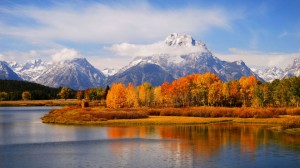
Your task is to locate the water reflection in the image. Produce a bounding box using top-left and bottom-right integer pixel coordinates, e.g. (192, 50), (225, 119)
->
(106, 124), (300, 167)
(1, 107), (300, 168)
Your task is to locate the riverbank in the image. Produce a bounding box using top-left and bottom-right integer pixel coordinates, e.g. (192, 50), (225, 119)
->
(41, 106), (300, 134)
(0, 99), (83, 106)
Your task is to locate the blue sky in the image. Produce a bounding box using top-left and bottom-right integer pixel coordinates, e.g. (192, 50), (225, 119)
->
(0, 0), (299, 69)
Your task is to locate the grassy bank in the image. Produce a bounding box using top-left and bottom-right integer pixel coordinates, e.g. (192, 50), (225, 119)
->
(41, 106), (300, 134)
(0, 99), (82, 106)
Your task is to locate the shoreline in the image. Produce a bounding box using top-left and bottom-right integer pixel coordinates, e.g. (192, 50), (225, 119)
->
(40, 106), (300, 134)
(0, 99), (82, 106)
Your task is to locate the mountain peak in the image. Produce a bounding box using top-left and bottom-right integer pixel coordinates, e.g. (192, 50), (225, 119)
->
(164, 33), (205, 48)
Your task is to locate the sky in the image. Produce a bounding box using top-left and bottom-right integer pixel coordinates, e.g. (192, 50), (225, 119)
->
(0, 0), (299, 69)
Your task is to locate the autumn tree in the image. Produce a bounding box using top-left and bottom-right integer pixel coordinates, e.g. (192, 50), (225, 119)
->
(76, 90), (84, 100)
(22, 91), (31, 100)
(160, 82), (173, 107)
(228, 80), (241, 107)
(171, 76), (191, 107)
(125, 83), (139, 107)
(153, 86), (162, 106)
(239, 76), (258, 107)
(57, 87), (72, 100)
(0, 92), (8, 101)
(208, 81), (222, 106)
(138, 82), (153, 107)
(106, 83), (126, 108)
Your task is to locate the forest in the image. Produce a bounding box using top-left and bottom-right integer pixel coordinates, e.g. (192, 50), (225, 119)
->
(0, 79), (61, 100)
(105, 72), (300, 108)
(1, 73), (299, 109)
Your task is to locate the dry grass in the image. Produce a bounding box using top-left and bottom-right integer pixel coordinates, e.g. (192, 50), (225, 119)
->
(41, 106), (148, 125)
(41, 105), (300, 126)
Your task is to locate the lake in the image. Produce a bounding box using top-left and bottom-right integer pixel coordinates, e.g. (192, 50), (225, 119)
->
(0, 107), (300, 168)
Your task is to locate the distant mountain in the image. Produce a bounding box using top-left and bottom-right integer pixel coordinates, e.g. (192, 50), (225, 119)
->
(35, 58), (106, 90)
(283, 57), (300, 78)
(251, 66), (285, 82)
(0, 61), (22, 80)
(9, 59), (50, 81)
(108, 33), (262, 86)
(251, 57), (300, 82)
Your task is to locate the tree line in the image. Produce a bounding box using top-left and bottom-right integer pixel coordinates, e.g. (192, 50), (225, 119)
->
(106, 72), (300, 108)
(0, 79), (60, 100)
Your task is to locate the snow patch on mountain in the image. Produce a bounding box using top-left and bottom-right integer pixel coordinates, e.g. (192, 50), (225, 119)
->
(0, 61), (22, 80)
(251, 57), (300, 82)
(9, 59), (50, 81)
(109, 33), (208, 58)
(111, 33), (262, 85)
(251, 66), (285, 82)
(102, 68), (117, 77)
(35, 58), (106, 90)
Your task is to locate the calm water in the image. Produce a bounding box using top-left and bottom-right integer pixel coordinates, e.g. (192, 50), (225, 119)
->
(0, 107), (300, 168)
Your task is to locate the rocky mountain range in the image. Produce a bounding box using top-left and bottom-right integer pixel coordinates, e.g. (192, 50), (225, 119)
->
(0, 61), (22, 81)
(106, 33), (262, 86)
(251, 57), (300, 82)
(2, 33), (299, 89)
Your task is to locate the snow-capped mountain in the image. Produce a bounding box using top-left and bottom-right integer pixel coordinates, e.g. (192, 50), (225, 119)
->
(251, 57), (300, 82)
(9, 59), (50, 81)
(0, 61), (22, 80)
(251, 66), (285, 82)
(283, 57), (300, 78)
(36, 58), (106, 90)
(109, 33), (262, 86)
(102, 68), (117, 77)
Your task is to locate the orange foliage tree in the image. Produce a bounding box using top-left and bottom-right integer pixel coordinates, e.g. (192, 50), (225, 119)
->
(106, 83), (127, 108)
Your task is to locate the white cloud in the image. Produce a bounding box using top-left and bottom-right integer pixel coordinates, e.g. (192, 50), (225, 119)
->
(51, 48), (80, 62)
(0, 48), (79, 64)
(108, 41), (206, 57)
(215, 48), (300, 69)
(0, 2), (236, 43)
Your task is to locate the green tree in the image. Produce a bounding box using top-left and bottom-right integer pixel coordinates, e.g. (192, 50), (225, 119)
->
(290, 76), (300, 107)
(22, 91), (31, 100)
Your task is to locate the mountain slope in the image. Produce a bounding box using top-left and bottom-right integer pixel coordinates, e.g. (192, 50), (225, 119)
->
(107, 63), (174, 86)
(251, 66), (285, 82)
(109, 33), (262, 86)
(283, 57), (300, 78)
(251, 57), (300, 82)
(0, 61), (22, 80)
(9, 59), (50, 81)
(36, 58), (106, 90)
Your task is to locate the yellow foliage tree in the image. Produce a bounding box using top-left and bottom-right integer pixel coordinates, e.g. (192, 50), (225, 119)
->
(106, 83), (126, 108)
(125, 83), (139, 108)
(239, 75), (258, 107)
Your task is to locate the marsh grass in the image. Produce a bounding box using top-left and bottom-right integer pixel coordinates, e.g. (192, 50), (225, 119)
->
(41, 106), (300, 127)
